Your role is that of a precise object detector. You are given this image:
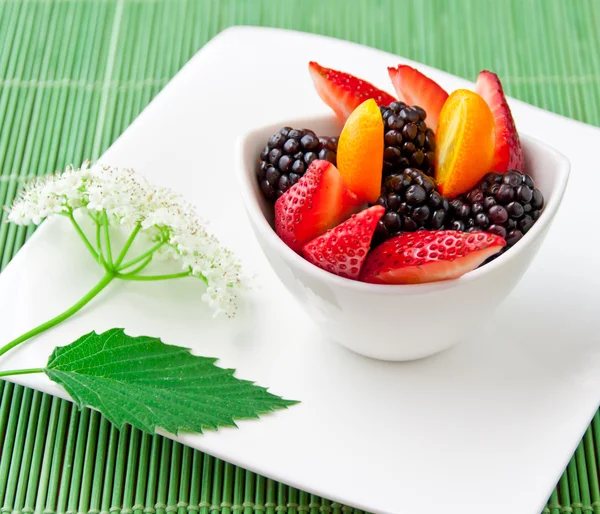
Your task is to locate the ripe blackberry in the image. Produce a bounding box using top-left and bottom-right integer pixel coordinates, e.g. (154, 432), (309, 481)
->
(373, 168), (450, 246)
(380, 101), (436, 178)
(257, 127), (338, 201)
(449, 170), (544, 249)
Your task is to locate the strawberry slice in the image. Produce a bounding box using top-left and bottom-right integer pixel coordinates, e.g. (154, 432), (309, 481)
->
(309, 61), (396, 122)
(360, 230), (505, 284)
(275, 160), (360, 253)
(302, 205), (385, 280)
(475, 70), (524, 173)
(387, 65), (448, 131)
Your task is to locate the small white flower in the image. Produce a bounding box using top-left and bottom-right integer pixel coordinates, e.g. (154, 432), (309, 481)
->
(6, 163), (246, 317)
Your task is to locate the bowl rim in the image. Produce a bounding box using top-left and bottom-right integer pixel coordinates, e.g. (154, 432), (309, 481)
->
(235, 114), (571, 295)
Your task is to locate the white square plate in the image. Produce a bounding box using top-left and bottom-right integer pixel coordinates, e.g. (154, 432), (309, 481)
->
(0, 27), (599, 514)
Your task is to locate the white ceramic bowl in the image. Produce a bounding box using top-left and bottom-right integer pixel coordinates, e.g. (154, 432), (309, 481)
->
(236, 115), (570, 361)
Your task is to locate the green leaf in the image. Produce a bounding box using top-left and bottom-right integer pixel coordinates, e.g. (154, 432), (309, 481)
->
(44, 328), (297, 434)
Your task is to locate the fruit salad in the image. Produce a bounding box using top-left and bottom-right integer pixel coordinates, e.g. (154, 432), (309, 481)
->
(256, 62), (544, 285)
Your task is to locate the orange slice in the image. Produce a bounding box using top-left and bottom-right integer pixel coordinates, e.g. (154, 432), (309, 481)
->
(337, 99), (384, 203)
(435, 89), (495, 197)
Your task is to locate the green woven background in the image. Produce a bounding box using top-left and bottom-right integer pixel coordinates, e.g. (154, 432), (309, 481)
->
(0, 0), (598, 513)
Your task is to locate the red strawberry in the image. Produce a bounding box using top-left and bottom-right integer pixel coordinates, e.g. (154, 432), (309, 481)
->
(302, 205), (385, 280)
(275, 160), (361, 253)
(360, 230), (505, 285)
(309, 61), (396, 122)
(387, 65), (448, 131)
(475, 70), (524, 173)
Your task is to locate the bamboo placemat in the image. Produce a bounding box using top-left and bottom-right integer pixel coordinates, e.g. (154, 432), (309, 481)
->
(0, 1), (598, 513)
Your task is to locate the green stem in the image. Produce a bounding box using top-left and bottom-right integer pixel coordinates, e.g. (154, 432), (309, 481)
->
(0, 368), (44, 379)
(68, 212), (100, 262)
(116, 271), (190, 281)
(95, 221), (106, 267)
(88, 211), (101, 225)
(0, 272), (115, 359)
(102, 212), (114, 268)
(118, 255), (153, 277)
(117, 240), (165, 271)
(114, 223), (141, 267)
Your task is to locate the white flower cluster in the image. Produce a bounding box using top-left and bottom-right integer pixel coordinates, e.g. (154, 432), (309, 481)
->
(7, 162), (245, 316)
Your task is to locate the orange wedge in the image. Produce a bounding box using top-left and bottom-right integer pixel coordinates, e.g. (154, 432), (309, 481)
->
(337, 99), (384, 203)
(435, 89), (495, 197)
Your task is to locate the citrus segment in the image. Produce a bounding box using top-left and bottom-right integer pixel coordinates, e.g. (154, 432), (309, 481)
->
(337, 99), (384, 203)
(435, 89), (495, 197)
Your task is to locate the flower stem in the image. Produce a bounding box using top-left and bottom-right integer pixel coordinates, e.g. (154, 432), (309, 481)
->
(119, 255), (153, 276)
(88, 211), (101, 225)
(95, 221), (106, 267)
(114, 223), (141, 267)
(0, 368), (44, 379)
(117, 241), (164, 272)
(68, 212), (100, 263)
(102, 212), (114, 268)
(0, 272), (115, 359)
(116, 271), (190, 281)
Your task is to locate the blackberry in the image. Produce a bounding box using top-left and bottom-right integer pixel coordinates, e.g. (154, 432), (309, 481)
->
(372, 168), (450, 246)
(380, 102), (436, 178)
(257, 127), (338, 201)
(448, 170), (544, 250)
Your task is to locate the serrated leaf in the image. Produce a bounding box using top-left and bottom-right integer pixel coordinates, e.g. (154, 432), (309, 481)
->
(44, 328), (297, 434)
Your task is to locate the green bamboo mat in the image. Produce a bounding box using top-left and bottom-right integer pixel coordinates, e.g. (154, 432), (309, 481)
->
(0, 0), (598, 513)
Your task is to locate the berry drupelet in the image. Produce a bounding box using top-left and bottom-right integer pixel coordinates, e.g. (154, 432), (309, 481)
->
(258, 127), (338, 201)
(380, 101), (436, 178)
(372, 168), (450, 246)
(449, 170), (544, 248)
